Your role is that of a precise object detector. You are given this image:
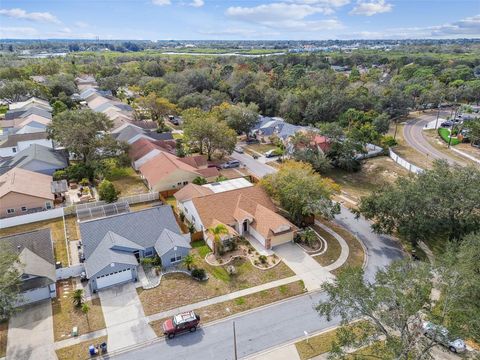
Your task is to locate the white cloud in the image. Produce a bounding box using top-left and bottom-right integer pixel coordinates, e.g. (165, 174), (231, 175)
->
(431, 14), (480, 36)
(190, 0), (204, 7)
(0, 26), (38, 38)
(226, 2), (344, 32)
(0, 8), (60, 24)
(349, 0), (392, 16)
(152, 0), (171, 6)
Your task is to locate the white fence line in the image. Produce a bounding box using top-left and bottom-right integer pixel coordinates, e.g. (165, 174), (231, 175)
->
(389, 149), (424, 174)
(73, 192), (159, 213)
(56, 264), (84, 280)
(0, 208), (64, 229)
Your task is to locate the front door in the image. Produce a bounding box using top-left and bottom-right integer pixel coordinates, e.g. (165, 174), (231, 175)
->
(243, 220), (248, 233)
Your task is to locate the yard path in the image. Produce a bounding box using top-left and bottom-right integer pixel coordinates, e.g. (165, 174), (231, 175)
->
(314, 220), (350, 272)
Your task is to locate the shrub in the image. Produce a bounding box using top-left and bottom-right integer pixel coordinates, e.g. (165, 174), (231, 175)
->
(53, 170), (67, 181)
(192, 176), (207, 185)
(79, 178), (89, 186)
(381, 135), (397, 148)
(191, 268), (206, 280)
(140, 258), (153, 266)
(66, 163), (95, 182)
(98, 179), (118, 203)
(215, 175), (228, 182)
(259, 255), (267, 264)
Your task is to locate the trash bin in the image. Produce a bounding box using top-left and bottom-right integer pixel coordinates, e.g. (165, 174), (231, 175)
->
(89, 345), (96, 356)
(72, 326), (78, 337)
(100, 342), (107, 353)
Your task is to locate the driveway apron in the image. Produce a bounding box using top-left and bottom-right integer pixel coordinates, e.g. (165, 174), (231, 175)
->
(7, 300), (56, 360)
(274, 243), (334, 291)
(98, 282), (156, 352)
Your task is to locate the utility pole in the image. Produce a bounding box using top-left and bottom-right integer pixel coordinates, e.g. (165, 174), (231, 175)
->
(434, 104), (441, 129)
(448, 106), (459, 149)
(233, 321), (238, 360)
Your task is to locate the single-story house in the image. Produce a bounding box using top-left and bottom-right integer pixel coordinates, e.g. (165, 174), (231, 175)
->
(250, 116), (310, 144)
(0, 132), (54, 158)
(113, 124), (173, 145)
(9, 97), (52, 111)
(79, 206), (191, 292)
(0, 144), (68, 175)
(0, 228), (57, 306)
(139, 152), (218, 192)
(174, 184), (296, 250)
(0, 167), (55, 218)
(0, 113), (51, 134)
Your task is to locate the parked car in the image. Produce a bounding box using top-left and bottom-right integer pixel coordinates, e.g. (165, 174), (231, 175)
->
(168, 115), (181, 125)
(264, 149), (281, 158)
(422, 322), (466, 353)
(234, 146), (244, 153)
(163, 311), (200, 339)
(222, 160), (241, 168)
(440, 121), (454, 128)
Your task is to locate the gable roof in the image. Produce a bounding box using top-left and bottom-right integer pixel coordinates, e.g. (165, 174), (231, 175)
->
(9, 97), (51, 111)
(191, 186), (294, 240)
(0, 132), (49, 148)
(0, 228), (55, 282)
(4, 107), (52, 121)
(154, 229), (191, 257)
(79, 206), (181, 259)
(0, 167), (54, 200)
(129, 138), (164, 161)
(179, 155), (208, 168)
(139, 152), (200, 186)
(174, 183), (214, 202)
(0, 144), (67, 174)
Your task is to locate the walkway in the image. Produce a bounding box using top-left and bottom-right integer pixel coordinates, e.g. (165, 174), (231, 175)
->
(314, 220), (350, 272)
(274, 243), (334, 291)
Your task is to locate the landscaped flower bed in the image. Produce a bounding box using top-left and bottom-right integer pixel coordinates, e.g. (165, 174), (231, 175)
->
(438, 127), (460, 145)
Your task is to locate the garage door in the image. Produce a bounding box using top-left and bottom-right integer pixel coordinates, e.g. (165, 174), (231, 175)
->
(96, 268), (133, 290)
(270, 231), (294, 247)
(20, 286), (51, 305)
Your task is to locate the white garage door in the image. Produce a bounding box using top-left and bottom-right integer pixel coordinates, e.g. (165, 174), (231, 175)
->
(20, 286), (51, 305)
(96, 268), (133, 290)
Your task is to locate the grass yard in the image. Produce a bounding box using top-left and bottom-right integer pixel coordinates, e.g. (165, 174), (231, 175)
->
(325, 156), (409, 202)
(315, 219), (365, 275)
(107, 167), (148, 196)
(295, 327), (339, 360)
(172, 132), (184, 139)
(0, 321), (7, 358)
(245, 143), (278, 155)
(64, 215), (79, 241)
(312, 225), (342, 267)
(150, 280), (306, 337)
(423, 130), (475, 166)
(138, 244), (295, 316)
(56, 336), (108, 360)
(52, 280), (106, 341)
(0, 217), (69, 266)
(438, 127), (460, 146)
(389, 124), (433, 169)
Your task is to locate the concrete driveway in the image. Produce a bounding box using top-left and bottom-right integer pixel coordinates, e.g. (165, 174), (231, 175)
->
(274, 243), (334, 291)
(98, 282), (156, 352)
(7, 300), (56, 360)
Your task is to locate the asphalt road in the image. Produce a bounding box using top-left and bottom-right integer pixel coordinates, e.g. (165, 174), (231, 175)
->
(230, 151), (277, 178)
(112, 159), (403, 360)
(403, 112), (465, 167)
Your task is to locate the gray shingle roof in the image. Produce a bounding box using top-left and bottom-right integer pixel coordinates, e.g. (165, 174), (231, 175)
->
(80, 206), (181, 259)
(0, 132), (50, 148)
(0, 228), (55, 283)
(0, 144), (67, 174)
(154, 229), (191, 257)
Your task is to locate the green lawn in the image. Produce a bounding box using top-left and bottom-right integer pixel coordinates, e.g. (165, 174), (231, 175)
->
(438, 128), (460, 146)
(191, 240), (211, 258)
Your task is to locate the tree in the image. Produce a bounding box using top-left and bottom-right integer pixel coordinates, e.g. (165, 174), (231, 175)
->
(207, 224), (229, 255)
(224, 102), (259, 134)
(261, 161), (340, 225)
(0, 80), (40, 103)
(98, 179), (118, 203)
(183, 109), (237, 160)
(464, 118), (480, 145)
(72, 289), (84, 308)
(182, 254), (195, 271)
(48, 109), (123, 165)
(81, 302), (90, 328)
(136, 93), (178, 130)
(0, 244), (22, 319)
(289, 131), (331, 173)
(317, 260), (437, 360)
(46, 73), (76, 97)
(52, 100), (67, 116)
(357, 160), (480, 246)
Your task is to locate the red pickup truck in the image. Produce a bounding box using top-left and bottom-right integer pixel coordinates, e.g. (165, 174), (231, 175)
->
(163, 311), (200, 339)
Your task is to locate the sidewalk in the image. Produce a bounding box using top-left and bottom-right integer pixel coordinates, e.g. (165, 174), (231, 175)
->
(314, 221), (349, 272)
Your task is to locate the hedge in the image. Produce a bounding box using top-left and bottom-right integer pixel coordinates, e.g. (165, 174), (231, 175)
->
(438, 128), (460, 146)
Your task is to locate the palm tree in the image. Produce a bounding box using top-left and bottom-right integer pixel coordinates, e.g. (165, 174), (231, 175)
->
(182, 254), (195, 270)
(81, 302), (90, 328)
(72, 289), (84, 308)
(207, 224), (229, 255)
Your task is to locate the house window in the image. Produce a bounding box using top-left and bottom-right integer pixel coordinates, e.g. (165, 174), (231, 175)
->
(6, 208), (14, 214)
(170, 255), (183, 263)
(21, 206), (27, 212)
(145, 249), (153, 257)
(183, 181), (188, 185)
(177, 182), (182, 186)
(45, 202), (52, 209)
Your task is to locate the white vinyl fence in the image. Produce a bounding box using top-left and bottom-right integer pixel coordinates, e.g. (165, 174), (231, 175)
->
(0, 207), (64, 229)
(389, 149), (424, 174)
(56, 264), (85, 280)
(74, 192), (159, 213)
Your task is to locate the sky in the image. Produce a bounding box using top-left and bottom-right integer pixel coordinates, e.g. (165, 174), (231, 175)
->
(0, 0), (479, 40)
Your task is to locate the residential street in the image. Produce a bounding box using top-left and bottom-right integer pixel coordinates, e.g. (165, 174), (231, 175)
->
(403, 113), (465, 167)
(112, 154), (404, 360)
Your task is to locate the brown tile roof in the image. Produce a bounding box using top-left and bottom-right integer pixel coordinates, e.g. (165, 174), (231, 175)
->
(191, 186), (294, 240)
(0, 167), (54, 200)
(179, 155), (208, 169)
(173, 183), (214, 203)
(196, 167), (219, 178)
(129, 138), (163, 161)
(139, 152), (199, 186)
